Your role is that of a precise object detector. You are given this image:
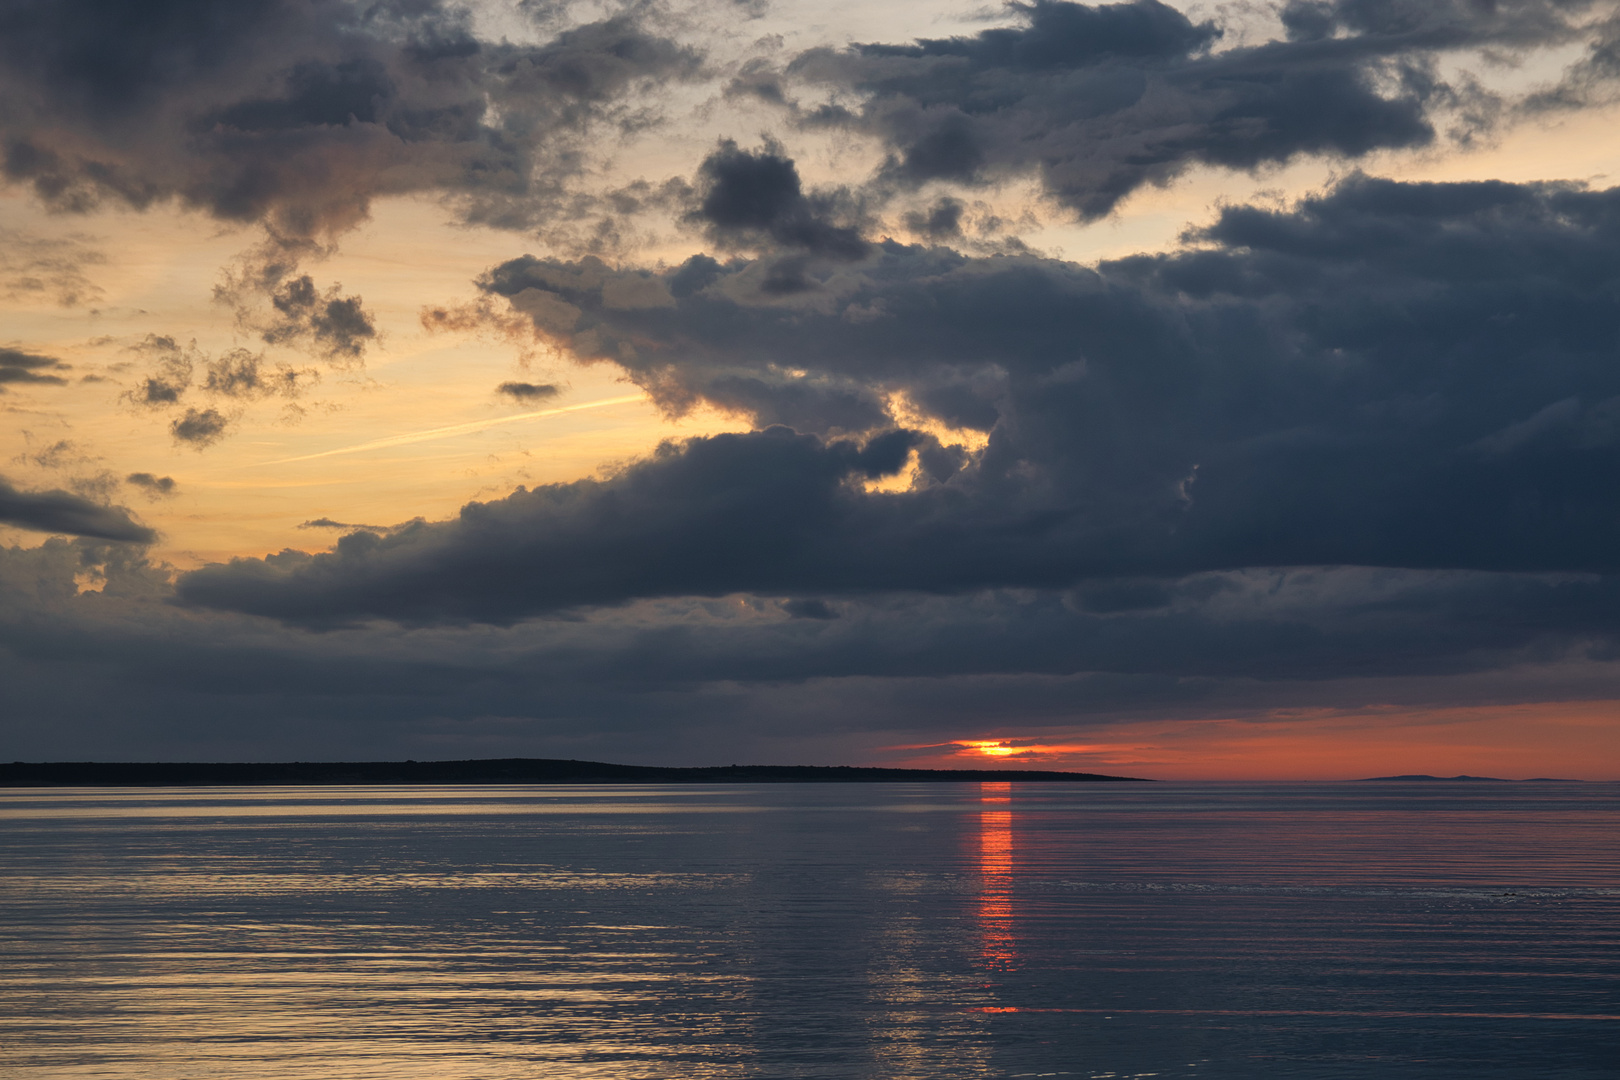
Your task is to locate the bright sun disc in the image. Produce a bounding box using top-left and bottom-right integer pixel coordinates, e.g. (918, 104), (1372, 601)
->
(959, 741), (1021, 757)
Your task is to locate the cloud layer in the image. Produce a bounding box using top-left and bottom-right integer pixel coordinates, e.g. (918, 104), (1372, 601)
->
(769, 0), (1607, 218)
(0, 0), (703, 238)
(5, 534), (1618, 765)
(273, 174), (1620, 629)
(0, 473), (155, 542)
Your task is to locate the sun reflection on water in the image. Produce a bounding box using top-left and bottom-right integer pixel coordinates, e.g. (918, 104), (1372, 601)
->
(977, 782), (1016, 971)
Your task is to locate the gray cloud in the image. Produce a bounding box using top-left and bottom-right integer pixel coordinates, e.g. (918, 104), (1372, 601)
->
(123, 335), (196, 407)
(178, 174), (1620, 627)
(5, 533), (1620, 763)
(688, 139), (868, 260)
(496, 380), (560, 402)
(782, 597), (838, 620)
(125, 472), (177, 497)
(768, 0), (1604, 220)
(473, 252), (895, 432)
(0, 346), (69, 391)
(120, 337), (310, 447)
(260, 275), (375, 363)
(202, 348), (315, 398)
(902, 196), (966, 241)
(13, 437), (82, 469)
(0, 472), (155, 542)
(1525, 8), (1620, 110)
(210, 237), (382, 363)
(170, 407), (230, 448)
(0, 227), (105, 305)
(0, 0), (705, 240)
(177, 426), (923, 625)
(299, 517), (380, 530)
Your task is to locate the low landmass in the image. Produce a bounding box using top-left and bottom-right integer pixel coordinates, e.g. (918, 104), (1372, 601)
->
(0, 758), (1151, 787)
(1360, 774), (1582, 782)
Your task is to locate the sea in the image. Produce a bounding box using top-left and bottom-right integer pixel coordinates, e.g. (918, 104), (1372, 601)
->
(0, 781), (1615, 1079)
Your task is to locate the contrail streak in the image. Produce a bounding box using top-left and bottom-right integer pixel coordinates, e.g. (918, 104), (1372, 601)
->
(254, 394), (646, 466)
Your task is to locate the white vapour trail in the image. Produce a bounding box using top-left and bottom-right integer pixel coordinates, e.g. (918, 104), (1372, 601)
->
(254, 395), (647, 466)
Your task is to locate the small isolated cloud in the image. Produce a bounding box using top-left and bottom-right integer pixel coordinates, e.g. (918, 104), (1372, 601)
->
(497, 381), (561, 402)
(0, 472), (155, 543)
(123, 335), (196, 407)
(299, 517), (380, 530)
(125, 472), (177, 497)
(0, 346), (70, 392)
(202, 348), (315, 398)
(121, 337), (310, 448)
(170, 408), (230, 449)
(262, 275), (376, 363)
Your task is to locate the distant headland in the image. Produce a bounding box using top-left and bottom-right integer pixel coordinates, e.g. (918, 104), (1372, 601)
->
(1359, 774), (1581, 782)
(0, 758), (1152, 787)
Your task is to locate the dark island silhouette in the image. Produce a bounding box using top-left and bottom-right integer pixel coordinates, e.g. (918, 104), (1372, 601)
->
(0, 758), (1151, 787)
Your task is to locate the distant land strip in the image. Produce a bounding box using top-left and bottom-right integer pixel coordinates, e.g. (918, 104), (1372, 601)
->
(1359, 774), (1581, 782)
(0, 759), (1152, 787)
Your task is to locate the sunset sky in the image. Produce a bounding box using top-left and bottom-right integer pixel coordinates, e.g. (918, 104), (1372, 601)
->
(4, 0), (1620, 779)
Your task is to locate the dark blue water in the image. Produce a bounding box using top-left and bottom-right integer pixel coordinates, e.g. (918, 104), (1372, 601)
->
(1, 782), (1615, 1078)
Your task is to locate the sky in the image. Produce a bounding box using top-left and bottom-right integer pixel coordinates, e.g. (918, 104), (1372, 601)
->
(3, 0), (1620, 780)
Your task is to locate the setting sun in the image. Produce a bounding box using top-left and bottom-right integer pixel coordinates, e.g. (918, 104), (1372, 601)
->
(959, 741), (1022, 758)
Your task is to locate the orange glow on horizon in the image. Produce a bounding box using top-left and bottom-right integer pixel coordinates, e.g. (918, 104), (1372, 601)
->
(960, 740), (1020, 758)
(954, 739), (1108, 760)
(891, 699), (1620, 781)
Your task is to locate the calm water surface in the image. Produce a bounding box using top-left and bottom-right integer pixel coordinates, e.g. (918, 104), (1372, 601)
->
(0, 782), (1615, 1079)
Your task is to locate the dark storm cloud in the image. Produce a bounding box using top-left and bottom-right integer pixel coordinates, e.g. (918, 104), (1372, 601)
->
(7, 533), (1620, 762)
(198, 173), (1620, 625)
(496, 380), (560, 402)
(177, 425), (923, 624)
(0, 0), (704, 238)
(467, 252), (894, 432)
(689, 140), (867, 259)
(0, 473), (154, 542)
(776, 0), (1602, 219)
(0, 345), (68, 391)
